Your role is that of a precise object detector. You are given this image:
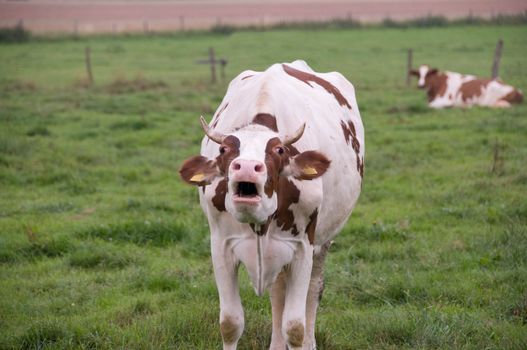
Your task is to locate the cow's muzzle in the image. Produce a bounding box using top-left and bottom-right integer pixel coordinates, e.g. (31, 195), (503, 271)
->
(230, 159), (266, 206)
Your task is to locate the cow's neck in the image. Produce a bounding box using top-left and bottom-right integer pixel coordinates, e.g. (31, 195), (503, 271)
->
(426, 73), (447, 102)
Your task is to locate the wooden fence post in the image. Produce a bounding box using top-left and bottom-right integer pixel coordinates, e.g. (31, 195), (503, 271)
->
(85, 46), (94, 86)
(196, 48), (228, 84)
(209, 47), (216, 83)
(491, 39), (503, 79)
(406, 48), (413, 86)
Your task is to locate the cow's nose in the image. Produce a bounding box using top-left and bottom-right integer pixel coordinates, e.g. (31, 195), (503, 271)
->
(231, 160), (265, 175)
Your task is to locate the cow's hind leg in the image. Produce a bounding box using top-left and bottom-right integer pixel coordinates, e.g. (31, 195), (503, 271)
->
(269, 270), (287, 350)
(303, 241), (331, 349)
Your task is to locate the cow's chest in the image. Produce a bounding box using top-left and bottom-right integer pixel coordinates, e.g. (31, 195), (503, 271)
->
(227, 231), (302, 295)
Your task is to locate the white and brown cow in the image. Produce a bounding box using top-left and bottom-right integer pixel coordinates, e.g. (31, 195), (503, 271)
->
(410, 64), (523, 108)
(179, 60), (364, 349)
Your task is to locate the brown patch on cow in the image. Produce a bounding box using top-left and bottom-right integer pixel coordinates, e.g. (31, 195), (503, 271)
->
(286, 320), (304, 348)
(340, 120), (360, 153)
(282, 64), (352, 109)
(212, 178), (228, 212)
(215, 135), (240, 175)
(292, 151), (330, 181)
(241, 75), (254, 80)
(179, 156), (218, 186)
(357, 156), (364, 178)
(220, 316), (240, 345)
(191, 135), (239, 211)
(211, 102), (229, 129)
(274, 177), (300, 236)
(459, 79), (491, 102)
(286, 144), (300, 156)
(424, 71), (448, 102)
(305, 209), (318, 245)
(501, 89), (524, 104)
(252, 113), (278, 132)
(264, 137), (294, 198)
(340, 119), (362, 177)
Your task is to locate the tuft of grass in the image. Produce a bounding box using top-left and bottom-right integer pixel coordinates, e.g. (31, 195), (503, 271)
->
(134, 274), (181, 293)
(123, 199), (175, 213)
(110, 118), (152, 131)
(68, 242), (138, 269)
(510, 294), (527, 325)
(17, 319), (71, 349)
(383, 15), (449, 28)
(0, 23), (30, 43)
(114, 299), (155, 327)
(1, 79), (37, 94)
(22, 236), (73, 260)
(77, 220), (189, 247)
(106, 76), (168, 94)
(0, 231), (73, 263)
(26, 126), (51, 137)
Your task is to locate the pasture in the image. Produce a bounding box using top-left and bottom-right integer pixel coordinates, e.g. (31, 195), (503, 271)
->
(1, 24), (526, 349)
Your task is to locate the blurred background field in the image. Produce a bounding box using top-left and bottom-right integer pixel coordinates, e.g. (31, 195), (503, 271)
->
(1, 23), (527, 349)
(1, 0), (525, 34)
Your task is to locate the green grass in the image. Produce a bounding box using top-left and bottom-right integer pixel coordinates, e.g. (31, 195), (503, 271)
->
(1, 25), (526, 349)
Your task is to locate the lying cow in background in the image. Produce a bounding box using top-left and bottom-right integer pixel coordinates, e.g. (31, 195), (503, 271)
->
(180, 60), (364, 349)
(410, 64), (523, 108)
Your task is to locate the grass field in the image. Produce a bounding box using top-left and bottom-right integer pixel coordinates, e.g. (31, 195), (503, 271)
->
(1, 25), (526, 349)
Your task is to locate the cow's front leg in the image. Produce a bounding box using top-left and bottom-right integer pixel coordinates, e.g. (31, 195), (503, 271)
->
(282, 242), (314, 350)
(269, 270), (287, 349)
(212, 238), (244, 350)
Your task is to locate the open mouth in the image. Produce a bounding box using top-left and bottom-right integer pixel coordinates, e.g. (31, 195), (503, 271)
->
(232, 181), (261, 205)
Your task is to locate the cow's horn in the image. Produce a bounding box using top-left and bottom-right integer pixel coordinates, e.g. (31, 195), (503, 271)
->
(200, 116), (226, 144)
(281, 123), (306, 145)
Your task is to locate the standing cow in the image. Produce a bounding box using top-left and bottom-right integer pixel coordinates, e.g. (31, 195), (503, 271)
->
(179, 60), (364, 349)
(410, 64), (523, 108)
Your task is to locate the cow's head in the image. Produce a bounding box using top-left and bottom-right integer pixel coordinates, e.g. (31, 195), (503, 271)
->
(410, 64), (439, 89)
(180, 117), (330, 224)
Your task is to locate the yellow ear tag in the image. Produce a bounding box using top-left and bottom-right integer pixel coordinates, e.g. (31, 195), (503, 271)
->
(190, 173), (205, 182)
(303, 166), (318, 175)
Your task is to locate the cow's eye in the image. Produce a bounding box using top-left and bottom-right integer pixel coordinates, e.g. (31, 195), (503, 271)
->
(276, 147), (284, 155)
(219, 146), (227, 154)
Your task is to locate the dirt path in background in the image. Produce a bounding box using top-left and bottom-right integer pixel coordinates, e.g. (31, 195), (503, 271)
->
(1, 0), (525, 34)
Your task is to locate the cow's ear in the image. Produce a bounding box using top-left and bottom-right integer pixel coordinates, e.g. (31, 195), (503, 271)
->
(179, 156), (219, 186)
(288, 151), (331, 180)
(409, 69), (419, 77)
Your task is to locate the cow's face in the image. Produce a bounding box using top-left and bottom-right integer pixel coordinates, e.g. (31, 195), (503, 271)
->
(180, 117), (330, 225)
(410, 65), (438, 89)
